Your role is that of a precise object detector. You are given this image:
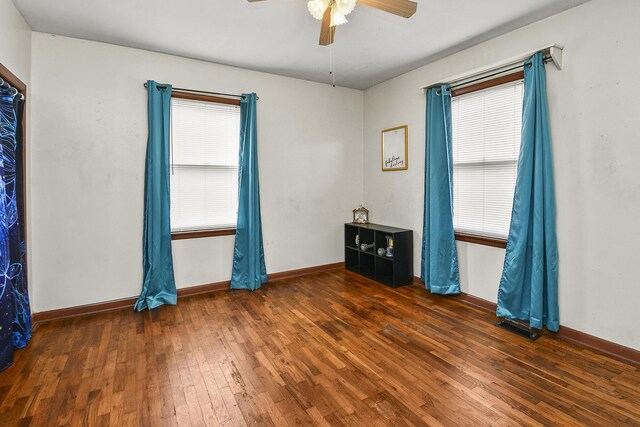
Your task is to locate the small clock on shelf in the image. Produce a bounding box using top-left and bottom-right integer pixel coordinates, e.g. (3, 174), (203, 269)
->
(352, 206), (369, 224)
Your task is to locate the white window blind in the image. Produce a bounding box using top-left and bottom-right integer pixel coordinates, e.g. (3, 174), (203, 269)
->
(451, 79), (524, 239)
(170, 98), (240, 232)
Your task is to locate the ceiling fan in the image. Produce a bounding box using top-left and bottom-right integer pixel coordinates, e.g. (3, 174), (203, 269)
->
(247, 0), (418, 46)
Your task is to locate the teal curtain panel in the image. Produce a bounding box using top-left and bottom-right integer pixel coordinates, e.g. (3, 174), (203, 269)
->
(135, 81), (177, 311)
(231, 93), (267, 291)
(421, 85), (461, 295)
(497, 53), (560, 332)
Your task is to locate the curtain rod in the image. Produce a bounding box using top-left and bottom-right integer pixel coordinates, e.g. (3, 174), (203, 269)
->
(445, 57), (552, 91)
(0, 78), (25, 100)
(421, 44), (563, 93)
(142, 83), (258, 100)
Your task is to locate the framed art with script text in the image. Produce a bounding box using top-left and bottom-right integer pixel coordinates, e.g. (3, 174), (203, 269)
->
(381, 125), (408, 171)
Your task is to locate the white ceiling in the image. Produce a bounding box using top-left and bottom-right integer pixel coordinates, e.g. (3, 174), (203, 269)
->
(13, 0), (589, 89)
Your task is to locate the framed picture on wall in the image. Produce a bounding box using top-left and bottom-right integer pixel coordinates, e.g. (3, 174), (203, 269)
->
(381, 125), (408, 171)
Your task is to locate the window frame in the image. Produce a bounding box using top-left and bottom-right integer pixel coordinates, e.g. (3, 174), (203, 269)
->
(169, 90), (240, 240)
(451, 71), (524, 249)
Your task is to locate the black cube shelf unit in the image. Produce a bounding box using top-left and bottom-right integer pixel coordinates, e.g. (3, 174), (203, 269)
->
(345, 223), (413, 288)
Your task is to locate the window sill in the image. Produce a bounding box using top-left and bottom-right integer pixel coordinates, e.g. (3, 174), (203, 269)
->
(455, 232), (507, 249)
(171, 228), (236, 240)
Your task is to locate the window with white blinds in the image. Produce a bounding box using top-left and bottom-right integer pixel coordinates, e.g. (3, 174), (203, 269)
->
(451, 79), (524, 240)
(170, 98), (240, 232)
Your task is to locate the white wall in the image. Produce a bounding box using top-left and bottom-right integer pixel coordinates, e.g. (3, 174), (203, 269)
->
(29, 33), (363, 312)
(0, 0), (31, 84)
(363, 0), (640, 350)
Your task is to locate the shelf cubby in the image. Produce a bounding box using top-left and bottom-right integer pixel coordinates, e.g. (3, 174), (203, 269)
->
(345, 226), (359, 249)
(360, 252), (375, 279)
(345, 247), (359, 273)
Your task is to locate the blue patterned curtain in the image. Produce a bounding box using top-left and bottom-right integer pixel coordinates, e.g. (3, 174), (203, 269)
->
(231, 93), (267, 290)
(496, 53), (559, 332)
(134, 81), (177, 311)
(0, 83), (31, 372)
(421, 85), (461, 295)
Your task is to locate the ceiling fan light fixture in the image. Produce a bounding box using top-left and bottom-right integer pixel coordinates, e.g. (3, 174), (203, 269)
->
(334, 0), (357, 16)
(307, 0), (330, 20)
(330, 7), (349, 26)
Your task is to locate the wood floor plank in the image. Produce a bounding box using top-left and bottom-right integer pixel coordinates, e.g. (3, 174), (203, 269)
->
(1, 269), (639, 426)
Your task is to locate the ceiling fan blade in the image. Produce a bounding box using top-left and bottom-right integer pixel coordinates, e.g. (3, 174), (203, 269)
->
(319, 6), (336, 46)
(358, 0), (417, 18)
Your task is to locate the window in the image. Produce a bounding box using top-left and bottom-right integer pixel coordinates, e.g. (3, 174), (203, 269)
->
(170, 94), (240, 238)
(451, 74), (524, 246)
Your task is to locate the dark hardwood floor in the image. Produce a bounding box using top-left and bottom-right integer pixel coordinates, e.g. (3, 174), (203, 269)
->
(1, 269), (639, 426)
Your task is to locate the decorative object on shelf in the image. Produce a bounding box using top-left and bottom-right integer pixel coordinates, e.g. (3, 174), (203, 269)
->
(382, 125), (408, 171)
(360, 243), (375, 252)
(355, 234), (359, 247)
(377, 248), (386, 256)
(353, 205), (369, 224)
(386, 235), (394, 257)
